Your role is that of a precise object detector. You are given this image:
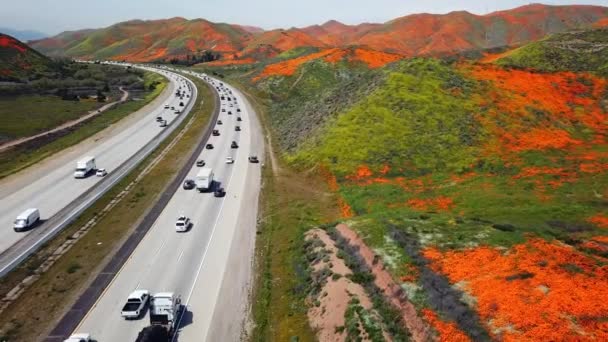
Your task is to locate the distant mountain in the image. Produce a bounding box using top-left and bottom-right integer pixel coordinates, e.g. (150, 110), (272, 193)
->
(31, 18), (254, 62)
(30, 4), (608, 62)
(0, 33), (55, 81)
(0, 28), (47, 42)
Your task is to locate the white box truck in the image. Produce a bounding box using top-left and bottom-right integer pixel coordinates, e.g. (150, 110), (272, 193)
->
(195, 167), (214, 192)
(74, 156), (96, 178)
(14, 208), (40, 232)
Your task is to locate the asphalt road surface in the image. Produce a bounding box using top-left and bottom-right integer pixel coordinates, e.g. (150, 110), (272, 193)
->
(73, 72), (263, 341)
(0, 68), (194, 258)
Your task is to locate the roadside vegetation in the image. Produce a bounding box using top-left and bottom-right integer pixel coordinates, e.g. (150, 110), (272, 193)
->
(0, 75), (214, 341)
(232, 85), (341, 342)
(0, 70), (166, 178)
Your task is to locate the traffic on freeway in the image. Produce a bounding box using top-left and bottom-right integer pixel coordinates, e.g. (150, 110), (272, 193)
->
(0, 67), (197, 275)
(59, 70), (264, 341)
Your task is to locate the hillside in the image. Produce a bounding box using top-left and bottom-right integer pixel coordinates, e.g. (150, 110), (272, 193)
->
(208, 26), (608, 341)
(496, 28), (608, 76)
(30, 4), (608, 63)
(0, 33), (55, 82)
(31, 18), (253, 62)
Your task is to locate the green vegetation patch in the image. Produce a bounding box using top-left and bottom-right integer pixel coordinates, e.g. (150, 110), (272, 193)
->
(497, 28), (608, 76)
(292, 58), (482, 177)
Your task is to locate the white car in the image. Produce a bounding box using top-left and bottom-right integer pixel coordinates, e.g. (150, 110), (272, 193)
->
(164, 104), (170, 109)
(96, 168), (107, 177)
(225, 156), (234, 164)
(63, 333), (91, 342)
(121, 289), (150, 319)
(175, 215), (191, 232)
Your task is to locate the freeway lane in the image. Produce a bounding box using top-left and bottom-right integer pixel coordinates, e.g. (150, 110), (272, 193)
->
(72, 72), (263, 341)
(0, 68), (194, 264)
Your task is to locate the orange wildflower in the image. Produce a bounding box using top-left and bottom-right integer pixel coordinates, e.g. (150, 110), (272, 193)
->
(588, 214), (608, 229)
(407, 196), (454, 212)
(422, 309), (471, 342)
(423, 239), (608, 341)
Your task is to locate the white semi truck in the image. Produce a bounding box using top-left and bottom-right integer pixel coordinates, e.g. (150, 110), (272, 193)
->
(74, 156), (96, 178)
(195, 167), (214, 192)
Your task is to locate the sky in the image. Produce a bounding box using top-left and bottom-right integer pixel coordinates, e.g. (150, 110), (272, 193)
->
(1, 0), (607, 35)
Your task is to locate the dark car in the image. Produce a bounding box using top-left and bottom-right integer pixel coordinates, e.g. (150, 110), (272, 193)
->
(248, 156), (259, 163)
(235, 126), (241, 132)
(212, 130), (220, 136)
(156, 116), (163, 122)
(227, 111), (232, 115)
(217, 120), (223, 125)
(237, 117), (242, 122)
(206, 144), (214, 149)
(183, 179), (195, 190)
(237, 108), (241, 112)
(221, 96), (225, 100)
(231, 141), (239, 148)
(196, 159), (205, 167)
(179, 102), (184, 106)
(221, 108), (226, 112)
(227, 97), (231, 101)
(214, 187), (226, 197)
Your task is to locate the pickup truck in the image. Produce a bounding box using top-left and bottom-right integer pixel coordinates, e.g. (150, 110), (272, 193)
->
(121, 290), (150, 319)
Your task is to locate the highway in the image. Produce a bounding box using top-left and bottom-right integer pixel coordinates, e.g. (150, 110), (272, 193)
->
(0, 67), (196, 273)
(70, 71), (264, 341)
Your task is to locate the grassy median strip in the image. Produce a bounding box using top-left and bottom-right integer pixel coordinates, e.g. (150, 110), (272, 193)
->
(0, 71), (167, 179)
(236, 84), (341, 342)
(0, 75), (214, 342)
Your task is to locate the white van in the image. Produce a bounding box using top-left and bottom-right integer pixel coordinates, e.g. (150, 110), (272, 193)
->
(14, 208), (40, 232)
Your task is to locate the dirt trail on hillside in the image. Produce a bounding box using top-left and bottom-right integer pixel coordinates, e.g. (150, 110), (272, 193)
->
(335, 223), (434, 342)
(0, 88), (129, 152)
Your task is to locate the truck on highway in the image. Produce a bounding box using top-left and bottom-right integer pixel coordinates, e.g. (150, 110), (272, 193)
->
(134, 292), (182, 341)
(121, 289), (150, 319)
(74, 156), (96, 178)
(195, 167), (214, 192)
(13, 208), (40, 232)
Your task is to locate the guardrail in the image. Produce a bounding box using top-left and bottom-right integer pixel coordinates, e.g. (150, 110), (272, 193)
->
(0, 67), (197, 278)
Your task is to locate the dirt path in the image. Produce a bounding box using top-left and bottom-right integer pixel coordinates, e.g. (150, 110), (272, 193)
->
(0, 88), (129, 152)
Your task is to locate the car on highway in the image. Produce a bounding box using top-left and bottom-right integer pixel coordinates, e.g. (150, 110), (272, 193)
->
(156, 116), (163, 122)
(249, 156), (259, 163)
(183, 179), (195, 190)
(121, 290), (150, 319)
(237, 117), (242, 122)
(235, 126), (241, 132)
(231, 141), (239, 148)
(237, 108), (241, 112)
(226, 156), (235, 164)
(227, 111), (232, 115)
(63, 333), (91, 342)
(171, 106), (175, 110)
(175, 215), (191, 232)
(221, 108), (226, 112)
(214, 187), (226, 197)
(196, 159), (205, 167)
(159, 120), (168, 127)
(164, 104), (170, 109)
(212, 130), (220, 136)
(174, 110), (181, 114)
(217, 120), (222, 125)
(96, 168), (107, 177)
(206, 143), (214, 149)
(179, 102), (184, 107)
